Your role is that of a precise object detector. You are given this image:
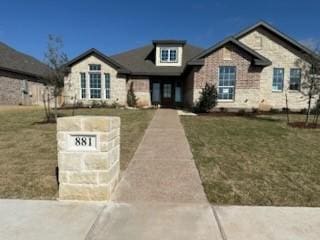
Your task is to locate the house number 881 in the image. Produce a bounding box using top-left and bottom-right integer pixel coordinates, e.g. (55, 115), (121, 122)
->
(75, 137), (92, 146)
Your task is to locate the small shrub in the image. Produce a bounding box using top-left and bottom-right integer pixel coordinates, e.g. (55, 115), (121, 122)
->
(270, 108), (280, 114)
(91, 100), (101, 108)
(310, 100), (320, 114)
(127, 82), (138, 107)
(101, 101), (108, 108)
(194, 83), (218, 113)
(219, 107), (226, 113)
(252, 107), (259, 114)
(112, 100), (121, 109)
(300, 108), (307, 114)
(237, 109), (246, 116)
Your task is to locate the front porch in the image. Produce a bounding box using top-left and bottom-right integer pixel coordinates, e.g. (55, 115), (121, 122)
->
(150, 77), (183, 108)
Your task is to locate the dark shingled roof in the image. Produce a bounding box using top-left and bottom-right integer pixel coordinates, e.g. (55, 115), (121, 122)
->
(152, 40), (186, 45)
(111, 43), (204, 76)
(0, 41), (50, 79)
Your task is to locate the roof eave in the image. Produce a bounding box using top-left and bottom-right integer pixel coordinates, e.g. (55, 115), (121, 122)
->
(253, 59), (272, 67)
(0, 66), (48, 82)
(66, 48), (130, 74)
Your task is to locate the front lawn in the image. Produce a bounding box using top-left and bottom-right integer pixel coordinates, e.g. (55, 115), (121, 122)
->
(181, 114), (320, 206)
(0, 107), (154, 199)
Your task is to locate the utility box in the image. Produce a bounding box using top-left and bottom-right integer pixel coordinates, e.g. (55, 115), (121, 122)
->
(57, 116), (120, 201)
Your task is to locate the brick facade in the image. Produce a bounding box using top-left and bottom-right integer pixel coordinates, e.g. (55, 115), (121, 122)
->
(0, 70), (48, 105)
(127, 77), (151, 107)
(188, 43), (263, 109)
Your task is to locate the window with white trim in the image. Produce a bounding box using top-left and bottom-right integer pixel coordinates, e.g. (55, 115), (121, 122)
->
(89, 64), (101, 71)
(272, 68), (284, 92)
(160, 48), (178, 63)
(90, 73), (101, 98)
(105, 73), (110, 99)
(289, 68), (301, 90)
(80, 73), (86, 99)
(218, 66), (236, 100)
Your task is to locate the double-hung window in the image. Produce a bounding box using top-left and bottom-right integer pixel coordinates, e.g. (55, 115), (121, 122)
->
(160, 48), (178, 62)
(272, 68), (284, 92)
(80, 73), (86, 99)
(289, 68), (301, 90)
(105, 73), (110, 99)
(90, 73), (101, 98)
(218, 66), (236, 100)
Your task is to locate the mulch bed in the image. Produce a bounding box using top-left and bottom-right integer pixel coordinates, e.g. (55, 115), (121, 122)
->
(288, 122), (320, 129)
(197, 112), (258, 117)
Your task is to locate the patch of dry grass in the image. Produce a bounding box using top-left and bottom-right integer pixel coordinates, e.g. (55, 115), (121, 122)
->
(181, 115), (320, 206)
(0, 107), (154, 199)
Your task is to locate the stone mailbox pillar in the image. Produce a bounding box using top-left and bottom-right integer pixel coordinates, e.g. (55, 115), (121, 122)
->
(57, 116), (120, 201)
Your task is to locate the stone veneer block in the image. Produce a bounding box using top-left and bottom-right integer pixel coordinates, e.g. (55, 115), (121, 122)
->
(57, 116), (120, 201)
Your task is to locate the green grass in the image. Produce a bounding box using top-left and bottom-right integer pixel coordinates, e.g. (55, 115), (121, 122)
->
(181, 114), (320, 206)
(0, 107), (154, 199)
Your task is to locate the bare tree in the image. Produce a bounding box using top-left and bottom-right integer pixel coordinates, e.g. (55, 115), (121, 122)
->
(44, 34), (68, 122)
(294, 44), (320, 127)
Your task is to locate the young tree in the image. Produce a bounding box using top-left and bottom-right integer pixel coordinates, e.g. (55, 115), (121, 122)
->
(44, 34), (68, 122)
(127, 82), (138, 107)
(294, 44), (320, 127)
(194, 83), (218, 113)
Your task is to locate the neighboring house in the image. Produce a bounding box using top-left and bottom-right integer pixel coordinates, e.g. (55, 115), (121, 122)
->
(0, 42), (51, 105)
(64, 21), (319, 110)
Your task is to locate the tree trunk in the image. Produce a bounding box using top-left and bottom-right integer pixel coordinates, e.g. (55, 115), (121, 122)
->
(54, 96), (58, 122)
(305, 91), (313, 127)
(42, 91), (49, 122)
(285, 92), (290, 124)
(47, 92), (51, 122)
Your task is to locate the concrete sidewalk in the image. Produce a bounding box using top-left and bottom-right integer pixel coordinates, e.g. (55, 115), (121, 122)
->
(0, 199), (104, 240)
(214, 206), (320, 240)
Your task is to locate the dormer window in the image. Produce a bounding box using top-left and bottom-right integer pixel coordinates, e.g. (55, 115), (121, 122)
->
(160, 48), (178, 63)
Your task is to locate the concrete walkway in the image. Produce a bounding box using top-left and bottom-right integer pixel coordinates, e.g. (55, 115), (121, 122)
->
(86, 109), (223, 239)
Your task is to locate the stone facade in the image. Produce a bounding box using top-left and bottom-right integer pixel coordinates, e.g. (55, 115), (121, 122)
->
(239, 27), (313, 110)
(127, 77), (151, 107)
(189, 43), (263, 109)
(57, 116), (120, 201)
(186, 28), (316, 111)
(0, 70), (49, 105)
(64, 55), (127, 106)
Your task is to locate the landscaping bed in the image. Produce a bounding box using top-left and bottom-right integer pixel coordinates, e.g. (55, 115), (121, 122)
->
(181, 114), (320, 206)
(0, 107), (154, 199)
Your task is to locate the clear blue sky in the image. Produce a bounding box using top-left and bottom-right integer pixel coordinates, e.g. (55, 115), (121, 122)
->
(1, 0), (319, 61)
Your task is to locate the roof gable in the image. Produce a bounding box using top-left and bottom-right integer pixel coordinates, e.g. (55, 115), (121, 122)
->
(66, 48), (130, 74)
(188, 37), (272, 66)
(234, 21), (318, 59)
